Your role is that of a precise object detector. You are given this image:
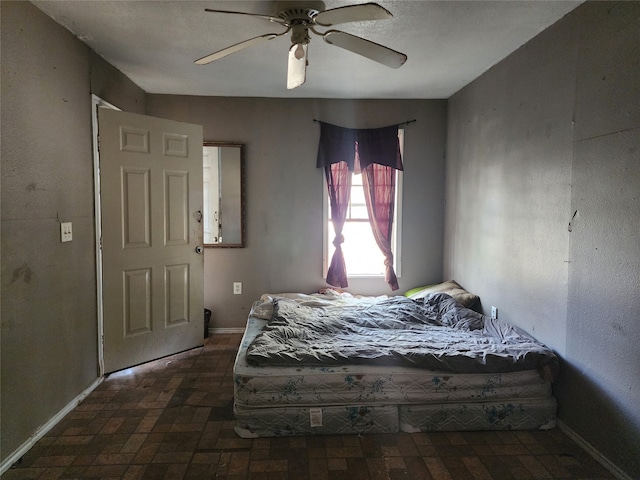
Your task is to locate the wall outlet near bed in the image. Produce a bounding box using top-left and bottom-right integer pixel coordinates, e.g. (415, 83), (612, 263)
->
(491, 306), (498, 319)
(233, 282), (242, 295)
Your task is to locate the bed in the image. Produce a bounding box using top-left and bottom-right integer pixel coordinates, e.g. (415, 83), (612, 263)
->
(233, 284), (558, 438)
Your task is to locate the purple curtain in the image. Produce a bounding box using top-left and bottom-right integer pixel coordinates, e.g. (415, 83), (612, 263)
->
(317, 121), (403, 290)
(362, 162), (399, 290)
(325, 161), (352, 288)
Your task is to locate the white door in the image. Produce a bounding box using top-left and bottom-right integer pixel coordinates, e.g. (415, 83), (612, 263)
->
(98, 108), (204, 373)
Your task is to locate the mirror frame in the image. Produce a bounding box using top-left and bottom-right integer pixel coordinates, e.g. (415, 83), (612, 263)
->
(203, 141), (246, 248)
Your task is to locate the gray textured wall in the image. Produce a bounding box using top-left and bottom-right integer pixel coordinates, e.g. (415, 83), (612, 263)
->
(1, 1), (146, 462)
(146, 96), (447, 329)
(445, 2), (640, 475)
(563, 2), (640, 474)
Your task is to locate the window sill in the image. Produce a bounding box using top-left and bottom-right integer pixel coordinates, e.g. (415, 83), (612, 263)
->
(323, 274), (402, 279)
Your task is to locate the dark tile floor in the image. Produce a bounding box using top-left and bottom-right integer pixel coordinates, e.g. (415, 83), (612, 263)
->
(3, 334), (615, 479)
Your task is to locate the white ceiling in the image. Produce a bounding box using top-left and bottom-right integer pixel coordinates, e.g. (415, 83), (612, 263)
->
(33, 0), (581, 99)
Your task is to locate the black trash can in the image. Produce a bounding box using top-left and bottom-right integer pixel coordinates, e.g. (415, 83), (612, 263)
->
(204, 308), (212, 338)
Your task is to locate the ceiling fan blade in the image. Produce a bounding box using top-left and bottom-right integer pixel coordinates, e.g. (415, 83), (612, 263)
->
(314, 3), (392, 27)
(204, 8), (286, 25)
(195, 33), (283, 65)
(287, 43), (308, 89)
(323, 30), (407, 68)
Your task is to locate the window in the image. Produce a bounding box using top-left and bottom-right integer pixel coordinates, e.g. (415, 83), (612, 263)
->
(324, 130), (404, 278)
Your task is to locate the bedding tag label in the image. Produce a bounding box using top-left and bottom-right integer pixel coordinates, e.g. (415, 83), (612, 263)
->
(309, 408), (323, 427)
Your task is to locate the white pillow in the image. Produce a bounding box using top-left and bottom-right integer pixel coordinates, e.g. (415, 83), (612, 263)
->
(407, 280), (479, 309)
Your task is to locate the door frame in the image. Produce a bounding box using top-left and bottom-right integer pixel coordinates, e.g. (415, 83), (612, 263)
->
(91, 94), (120, 377)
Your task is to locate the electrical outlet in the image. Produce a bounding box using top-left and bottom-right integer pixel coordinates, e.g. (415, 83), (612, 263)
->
(60, 222), (73, 242)
(233, 282), (242, 295)
(491, 306), (498, 319)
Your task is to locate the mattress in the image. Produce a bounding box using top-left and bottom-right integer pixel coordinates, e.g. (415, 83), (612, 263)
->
(246, 293), (559, 375)
(236, 317), (552, 408)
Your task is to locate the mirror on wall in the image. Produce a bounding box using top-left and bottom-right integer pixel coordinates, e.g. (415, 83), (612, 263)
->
(203, 142), (245, 247)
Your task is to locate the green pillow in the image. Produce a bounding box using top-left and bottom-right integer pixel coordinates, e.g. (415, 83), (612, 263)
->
(404, 285), (435, 297)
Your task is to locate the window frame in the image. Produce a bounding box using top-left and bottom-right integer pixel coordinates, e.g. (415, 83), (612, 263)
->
(322, 130), (404, 279)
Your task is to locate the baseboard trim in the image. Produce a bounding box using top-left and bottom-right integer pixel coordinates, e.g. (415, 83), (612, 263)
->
(0, 377), (104, 476)
(210, 327), (245, 334)
(557, 419), (632, 480)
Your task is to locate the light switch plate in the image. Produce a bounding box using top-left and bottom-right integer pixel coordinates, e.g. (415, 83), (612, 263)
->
(61, 222), (73, 242)
(233, 282), (242, 295)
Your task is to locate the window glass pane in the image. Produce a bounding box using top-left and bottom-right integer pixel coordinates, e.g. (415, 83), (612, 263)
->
(350, 187), (366, 205)
(328, 221), (385, 276)
(349, 205), (369, 219)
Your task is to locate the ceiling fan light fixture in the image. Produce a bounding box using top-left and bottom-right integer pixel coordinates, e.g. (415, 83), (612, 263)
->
(294, 43), (306, 60)
(287, 43), (308, 89)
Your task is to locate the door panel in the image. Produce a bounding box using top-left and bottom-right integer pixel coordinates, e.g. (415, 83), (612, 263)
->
(99, 108), (203, 373)
(165, 171), (189, 245)
(165, 263), (189, 326)
(124, 268), (152, 335)
(122, 168), (151, 248)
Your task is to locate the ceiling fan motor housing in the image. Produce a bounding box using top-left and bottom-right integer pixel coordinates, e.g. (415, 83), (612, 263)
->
(274, 0), (324, 23)
(290, 23), (311, 45)
(277, 3), (323, 46)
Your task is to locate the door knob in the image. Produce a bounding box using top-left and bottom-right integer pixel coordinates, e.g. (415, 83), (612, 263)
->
(195, 246), (203, 254)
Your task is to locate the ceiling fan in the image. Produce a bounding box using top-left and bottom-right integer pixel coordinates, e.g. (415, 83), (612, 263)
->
(195, 1), (407, 89)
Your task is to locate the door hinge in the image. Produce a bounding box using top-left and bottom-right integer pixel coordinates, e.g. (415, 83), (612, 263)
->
(99, 236), (103, 250)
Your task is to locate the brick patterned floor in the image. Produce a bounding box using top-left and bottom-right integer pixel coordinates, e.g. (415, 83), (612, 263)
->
(3, 334), (615, 479)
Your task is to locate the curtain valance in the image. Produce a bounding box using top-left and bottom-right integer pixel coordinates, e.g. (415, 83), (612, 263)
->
(316, 122), (404, 171)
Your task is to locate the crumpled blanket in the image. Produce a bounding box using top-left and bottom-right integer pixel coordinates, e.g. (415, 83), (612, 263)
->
(246, 292), (559, 378)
